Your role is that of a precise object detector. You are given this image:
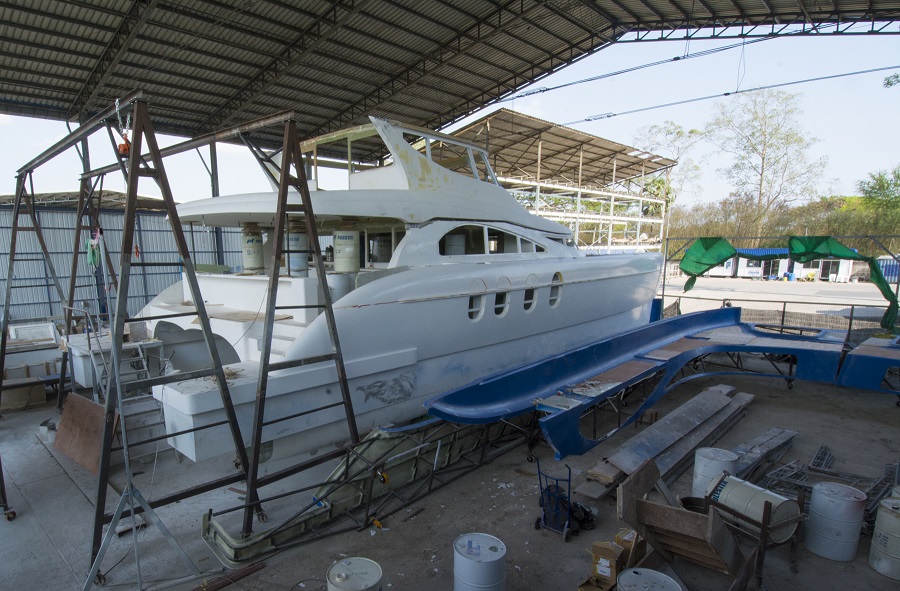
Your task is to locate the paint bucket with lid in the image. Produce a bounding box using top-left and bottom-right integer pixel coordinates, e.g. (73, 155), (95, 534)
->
(805, 482), (867, 561)
(453, 532), (506, 591)
(692, 448), (738, 498)
(706, 474), (800, 543)
(869, 497), (900, 579)
(617, 568), (680, 591)
(326, 557), (382, 591)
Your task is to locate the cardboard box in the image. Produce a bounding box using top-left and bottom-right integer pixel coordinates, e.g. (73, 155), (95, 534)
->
(578, 577), (605, 591)
(615, 527), (646, 565)
(591, 541), (625, 590)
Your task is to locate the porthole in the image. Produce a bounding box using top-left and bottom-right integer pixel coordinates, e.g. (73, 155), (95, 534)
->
(549, 272), (563, 308)
(468, 295), (485, 321)
(523, 288), (535, 312)
(494, 291), (509, 317)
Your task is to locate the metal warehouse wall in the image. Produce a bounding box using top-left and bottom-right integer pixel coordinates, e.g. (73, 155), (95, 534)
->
(0, 207), (242, 323)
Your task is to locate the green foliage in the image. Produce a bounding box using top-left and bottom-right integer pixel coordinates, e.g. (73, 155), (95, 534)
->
(885, 73), (900, 88)
(632, 120), (703, 205)
(704, 89), (827, 242)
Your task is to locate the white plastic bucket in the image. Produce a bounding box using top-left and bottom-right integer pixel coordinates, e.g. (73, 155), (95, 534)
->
(805, 482), (867, 561)
(454, 532), (506, 591)
(333, 230), (359, 273)
(707, 474), (800, 543)
(869, 497), (900, 580)
(617, 568), (680, 591)
(326, 557), (382, 591)
(692, 448), (738, 498)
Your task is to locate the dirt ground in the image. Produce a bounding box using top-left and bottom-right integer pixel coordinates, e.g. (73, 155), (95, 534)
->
(168, 361), (899, 591)
(2, 355), (898, 591)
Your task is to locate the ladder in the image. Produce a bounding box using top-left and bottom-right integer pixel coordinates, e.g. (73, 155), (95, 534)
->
(239, 118), (360, 536)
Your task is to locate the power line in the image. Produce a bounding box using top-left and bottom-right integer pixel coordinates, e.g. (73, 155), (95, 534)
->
(564, 65), (900, 126)
(502, 23), (843, 102)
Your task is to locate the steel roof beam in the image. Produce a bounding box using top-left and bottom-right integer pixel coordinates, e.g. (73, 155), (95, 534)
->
(198, 0), (373, 131)
(68, 0), (160, 119)
(309, 0), (549, 136)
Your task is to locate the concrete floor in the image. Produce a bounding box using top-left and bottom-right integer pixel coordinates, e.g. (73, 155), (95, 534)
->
(1, 277), (898, 590)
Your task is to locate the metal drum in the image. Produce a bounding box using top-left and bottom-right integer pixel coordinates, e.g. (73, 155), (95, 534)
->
(453, 532), (506, 591)
(692, 448), (738, 498)
(707, 474), (800, 543)
(617, 568), (680, 591)
(869, 498), (900, 580)
(326, 557), (382, 591)
(805, 482), (867, 561)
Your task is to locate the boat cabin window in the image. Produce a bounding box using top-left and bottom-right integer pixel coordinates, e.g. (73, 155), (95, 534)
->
(440, 225), (545, 256)
(468, 295), (485, 321)
(549, 272), (563, 308)
(440, 225), (485, 255)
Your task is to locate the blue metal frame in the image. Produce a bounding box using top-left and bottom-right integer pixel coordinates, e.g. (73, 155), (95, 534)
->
(426, 307), (899, 460)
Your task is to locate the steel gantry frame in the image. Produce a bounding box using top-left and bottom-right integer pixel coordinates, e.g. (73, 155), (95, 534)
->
(2, 93), (366, 586)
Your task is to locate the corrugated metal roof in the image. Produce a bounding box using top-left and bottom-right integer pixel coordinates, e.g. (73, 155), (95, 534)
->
(736, 248), (790, 257)
(0, 0), (895, 151)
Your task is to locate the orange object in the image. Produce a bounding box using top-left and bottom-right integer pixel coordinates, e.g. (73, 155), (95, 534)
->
(118, 136), (131, 156)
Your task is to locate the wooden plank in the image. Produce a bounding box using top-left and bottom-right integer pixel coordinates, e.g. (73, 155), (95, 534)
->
(574, 479), (612, 500)
(658, 392), (754, 480)
(608, 389), (733, 474)
(582, 359), (658, 383)
(732, 428), (798, 479)
(618, 459), (662, 526)
(587, 460), (624, 484)
(53, 393), (115, 474)
(635, 499), (711, 539)
(706, 506), (747, 576)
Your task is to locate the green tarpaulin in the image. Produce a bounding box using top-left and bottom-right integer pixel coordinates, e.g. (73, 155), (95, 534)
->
(678, 236), (898, 329)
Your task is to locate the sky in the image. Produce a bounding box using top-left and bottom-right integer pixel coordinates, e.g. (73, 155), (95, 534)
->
(1, 31), (897, 207)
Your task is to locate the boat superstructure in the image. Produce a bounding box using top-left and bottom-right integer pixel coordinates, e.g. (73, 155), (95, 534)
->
(142, 117), (662, 463)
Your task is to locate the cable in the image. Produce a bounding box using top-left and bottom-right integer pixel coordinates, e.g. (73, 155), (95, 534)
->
(501, 23), (843, 102)
(564, 64), (900, 126)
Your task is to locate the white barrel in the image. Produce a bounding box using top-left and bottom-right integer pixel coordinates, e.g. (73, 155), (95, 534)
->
(692, 448), (738, 498)
(326, 272), (353, 303)
(869, 497), (900, 579)
(454, 532), (506, 591)
(326, 557), (382, 591)
(617, 568), (680, 591)
(707, 474), (800, 544)
(286, 227), (309, 276)
(333, 230), (360, 273)
(805, 482), (867, 561)
(241, 224), (264, 273)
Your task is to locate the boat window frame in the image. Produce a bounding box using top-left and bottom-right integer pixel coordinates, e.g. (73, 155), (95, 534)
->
(549, 272), (563, 308)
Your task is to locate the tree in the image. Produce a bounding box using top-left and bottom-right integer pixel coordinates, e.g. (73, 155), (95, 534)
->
(705, 89), (827, 244)
(857, 164), (900, 249)
(885, 73), (899, 88)
(633, 120), (703, 204)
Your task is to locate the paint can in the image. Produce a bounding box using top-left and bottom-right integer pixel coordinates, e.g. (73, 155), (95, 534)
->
(707, 474), (800, 543)
(326, 557), (382, 591)
(453, 532), (506, 591)
(617, 568), (680, 591)
(692, 448), (738, 498)
(333, 230), (360, 273)
(869, 497), (900, 580)
(326, 272), (353, 303)
(805, 482), (867, 561)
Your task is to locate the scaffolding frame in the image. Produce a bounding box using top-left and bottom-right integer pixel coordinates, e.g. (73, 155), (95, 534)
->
(1, 94), (364, 586)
